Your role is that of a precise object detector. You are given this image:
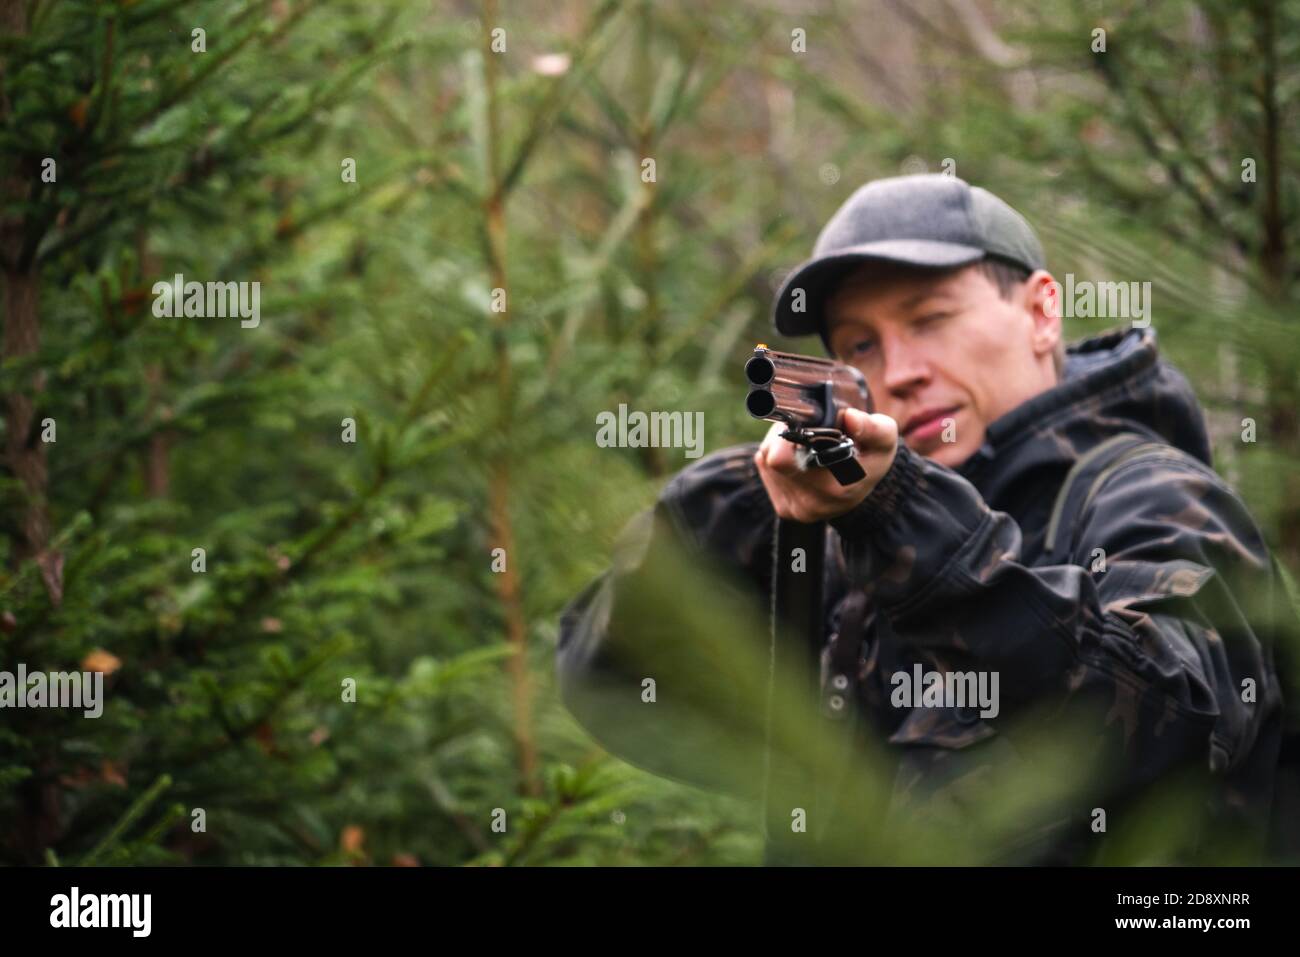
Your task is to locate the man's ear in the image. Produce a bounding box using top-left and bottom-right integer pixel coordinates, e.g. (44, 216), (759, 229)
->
(1022, 270), (1062, 364)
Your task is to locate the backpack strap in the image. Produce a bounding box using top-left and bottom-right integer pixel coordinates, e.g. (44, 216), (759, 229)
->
(1044, 432), (1173, 566)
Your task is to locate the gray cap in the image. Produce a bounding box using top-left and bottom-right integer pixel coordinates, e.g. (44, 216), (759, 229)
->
(773, 174), (1046, 338)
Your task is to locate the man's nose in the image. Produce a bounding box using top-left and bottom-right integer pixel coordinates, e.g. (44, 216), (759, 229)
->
(880, 339), (930, 395)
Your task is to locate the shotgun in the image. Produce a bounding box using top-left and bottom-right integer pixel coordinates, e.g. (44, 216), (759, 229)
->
(744, 344), (871, 486)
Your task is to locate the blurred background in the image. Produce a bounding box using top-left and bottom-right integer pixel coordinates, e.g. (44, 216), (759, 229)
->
(0, 0), (1296, 865)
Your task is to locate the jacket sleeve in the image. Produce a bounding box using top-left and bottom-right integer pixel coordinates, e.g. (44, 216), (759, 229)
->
(555, 443), (780, 795)
(829, 442), (1284, 797)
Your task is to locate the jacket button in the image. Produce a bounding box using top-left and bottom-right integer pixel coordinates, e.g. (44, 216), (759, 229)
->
(831, 674), (848, 690)
(829, 695), (845, 711)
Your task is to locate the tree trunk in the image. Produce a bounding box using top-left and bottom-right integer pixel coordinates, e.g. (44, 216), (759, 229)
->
(481, 0), (538, 797)
(0, 0), (52, 568)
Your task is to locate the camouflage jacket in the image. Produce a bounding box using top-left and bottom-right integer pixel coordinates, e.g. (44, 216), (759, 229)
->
(556, 327), (1298, 864)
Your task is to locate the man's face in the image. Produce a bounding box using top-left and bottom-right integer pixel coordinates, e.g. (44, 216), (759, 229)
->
(825, 263), (1060, 469)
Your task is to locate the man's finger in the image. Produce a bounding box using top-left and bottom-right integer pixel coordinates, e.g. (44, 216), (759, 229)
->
(760, 423), (801, 472)
(765, 440), (801, 473)
(841, 408), (899, 452)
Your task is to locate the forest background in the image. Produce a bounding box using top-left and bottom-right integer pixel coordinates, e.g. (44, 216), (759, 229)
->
(1, 0), (1296, 865)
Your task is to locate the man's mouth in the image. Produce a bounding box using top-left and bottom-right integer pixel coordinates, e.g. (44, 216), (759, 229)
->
(901, 406), (961, 443)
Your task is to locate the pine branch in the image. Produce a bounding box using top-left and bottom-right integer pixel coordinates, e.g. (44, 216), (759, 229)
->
(80, 773), (173, 866)
(1088, 45), (1253, 261)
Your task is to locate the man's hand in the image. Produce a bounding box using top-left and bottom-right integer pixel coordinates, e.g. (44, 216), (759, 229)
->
(754, 408), (899, 523)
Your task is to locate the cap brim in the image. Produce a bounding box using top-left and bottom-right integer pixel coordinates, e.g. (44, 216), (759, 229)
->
(773, 240), (985, 338)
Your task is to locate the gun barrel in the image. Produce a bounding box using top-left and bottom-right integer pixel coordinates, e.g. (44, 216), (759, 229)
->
(746, 385), (823, 422)
(744, 346), (869, 428)
(744, 354), (776, 386)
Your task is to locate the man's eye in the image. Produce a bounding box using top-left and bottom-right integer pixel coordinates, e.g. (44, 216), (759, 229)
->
(850, 339), (876, 356)
(916, 312), (950, 327)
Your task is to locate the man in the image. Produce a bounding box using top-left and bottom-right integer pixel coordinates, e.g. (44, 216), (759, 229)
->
(557, 174), (1298, 864)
